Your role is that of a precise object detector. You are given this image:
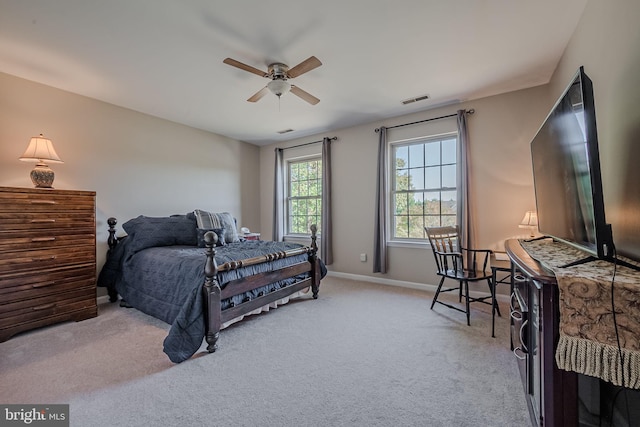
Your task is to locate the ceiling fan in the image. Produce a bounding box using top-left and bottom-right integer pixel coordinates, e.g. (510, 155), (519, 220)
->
(223, 56), (322, 105)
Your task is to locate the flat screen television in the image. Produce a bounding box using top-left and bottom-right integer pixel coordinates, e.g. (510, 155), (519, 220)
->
(530, 66), (613, 262)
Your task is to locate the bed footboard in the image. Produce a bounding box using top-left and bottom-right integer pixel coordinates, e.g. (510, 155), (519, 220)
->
(201, 225), (320, 353)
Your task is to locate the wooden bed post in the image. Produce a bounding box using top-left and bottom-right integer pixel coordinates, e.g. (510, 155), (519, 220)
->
(107, 217), (118, 251)
(202, 231), (221, 353)
(309, 224), (320, 299)
(106, 217), (119, 303)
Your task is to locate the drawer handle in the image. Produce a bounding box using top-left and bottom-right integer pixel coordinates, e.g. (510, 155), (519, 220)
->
(513, 346), (527, 360)
(32, 303), (56, 311)
(513, 287), (528, 312)
(31, 237), (57, 242)
(31, 219), (56, 223)
(519, 319), (529, 353)
(30, 200), (57, 205)
(32, 281), (56, 288)
(32, 256), (57, 262)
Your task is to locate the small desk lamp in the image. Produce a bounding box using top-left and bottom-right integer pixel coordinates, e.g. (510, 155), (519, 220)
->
(519, 211), (538, 238)
(19, 134), (64, 188)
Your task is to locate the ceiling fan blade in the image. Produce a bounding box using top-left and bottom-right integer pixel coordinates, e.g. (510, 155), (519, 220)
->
(223, 58), (268, 78)
(290, 85), (320, 105)
(287, 56), (322, 78)
(247, 87), (269, 102)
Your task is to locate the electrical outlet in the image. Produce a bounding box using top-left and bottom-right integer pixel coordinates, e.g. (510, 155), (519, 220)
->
(360, 253), (367, 262)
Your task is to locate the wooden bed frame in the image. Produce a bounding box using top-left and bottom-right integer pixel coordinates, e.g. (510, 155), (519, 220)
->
(105, 217), (322, 354)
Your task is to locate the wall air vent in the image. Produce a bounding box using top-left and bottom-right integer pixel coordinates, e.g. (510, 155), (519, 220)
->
(402, 94), (430, 105)
(277, 128), (295, 134)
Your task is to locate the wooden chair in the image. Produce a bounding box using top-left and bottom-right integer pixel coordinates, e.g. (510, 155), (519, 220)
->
(425, 226), (500, 326)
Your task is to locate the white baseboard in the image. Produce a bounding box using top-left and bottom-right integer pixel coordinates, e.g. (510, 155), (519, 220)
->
(96, 272), (511, 306)
(326, 270), (511, 302)
(327, 271), (437, 292)
(97, 295), (110, 305)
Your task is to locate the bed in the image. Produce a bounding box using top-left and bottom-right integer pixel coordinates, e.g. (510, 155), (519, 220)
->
(97, 211), (325, 363)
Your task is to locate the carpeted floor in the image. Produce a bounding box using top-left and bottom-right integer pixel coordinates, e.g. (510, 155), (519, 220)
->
(0, 276), (530, 426)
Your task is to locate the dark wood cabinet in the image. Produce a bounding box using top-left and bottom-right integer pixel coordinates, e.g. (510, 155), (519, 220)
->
(506, 239), (578, 427)
(0, 186), (97, 342)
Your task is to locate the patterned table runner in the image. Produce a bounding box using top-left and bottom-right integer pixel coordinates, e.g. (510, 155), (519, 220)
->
(520, 239), (640, 389)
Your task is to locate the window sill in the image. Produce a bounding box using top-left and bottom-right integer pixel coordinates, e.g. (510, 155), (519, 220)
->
(387, 240), (430, 249)
(284, 235), (320, 245)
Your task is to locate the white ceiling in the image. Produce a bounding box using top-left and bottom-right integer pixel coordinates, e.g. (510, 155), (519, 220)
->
(0, 0), (587, 146)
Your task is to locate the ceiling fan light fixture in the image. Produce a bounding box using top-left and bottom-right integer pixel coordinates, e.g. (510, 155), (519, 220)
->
(223, 56), (321, 105)
(267, 79), (291, 97)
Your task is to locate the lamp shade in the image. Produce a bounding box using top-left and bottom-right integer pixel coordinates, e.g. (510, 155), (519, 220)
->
(19, 134), (64, 163)
(267, 79), (291, 97)
(519, 211), (538, 227)
(19, 134), (63, 188)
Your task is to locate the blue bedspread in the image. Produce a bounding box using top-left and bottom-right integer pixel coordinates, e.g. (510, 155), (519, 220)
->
(98, 238), (322, 362)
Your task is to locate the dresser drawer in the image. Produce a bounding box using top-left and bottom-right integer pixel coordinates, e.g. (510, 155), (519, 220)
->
(0, 265), (95, 302)
(0, 246), (95, 274)
(0, 286), (96, 329)
(0, 230), (95, 252)
(0, 212), (94, 231)
(0, 191), (95, 213)
(0, 306), (97, 342)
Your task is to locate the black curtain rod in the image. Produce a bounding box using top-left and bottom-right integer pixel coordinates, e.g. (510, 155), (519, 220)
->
(374, 109), (474, 133)
(277, 136), (337, 151)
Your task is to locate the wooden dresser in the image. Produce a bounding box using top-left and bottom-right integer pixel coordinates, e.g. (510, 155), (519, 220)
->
(0, 186), (97, 342)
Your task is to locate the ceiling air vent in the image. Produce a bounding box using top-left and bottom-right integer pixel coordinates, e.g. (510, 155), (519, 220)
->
(277, 128), (295, 134)
(402, 94), (430, 105)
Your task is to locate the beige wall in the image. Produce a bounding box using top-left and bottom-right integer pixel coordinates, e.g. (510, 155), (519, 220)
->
(0, 72), (261, 277)
(547, 0), (640, 261)
(260, 85), (551, 287)
(261, 0), (640, 287)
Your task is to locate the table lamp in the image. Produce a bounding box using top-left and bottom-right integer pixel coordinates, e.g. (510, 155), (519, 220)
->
(519, 211), (538, 238)
(19, 134), (64, 188)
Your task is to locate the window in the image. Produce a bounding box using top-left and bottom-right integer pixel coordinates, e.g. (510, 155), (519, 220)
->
(287, 157), (322, 235)
(391, 134), (457, 240)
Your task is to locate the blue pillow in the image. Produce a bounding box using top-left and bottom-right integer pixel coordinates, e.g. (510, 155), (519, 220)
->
(122, 214), (198, 252)
(197, 228), (226, 248)
(193, 210), (240, 243)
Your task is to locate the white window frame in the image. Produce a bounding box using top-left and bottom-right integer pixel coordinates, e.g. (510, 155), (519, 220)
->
(387, 131), (459, 247)
(282, 149), (322, 240)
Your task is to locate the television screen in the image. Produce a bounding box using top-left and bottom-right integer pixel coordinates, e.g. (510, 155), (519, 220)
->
(530, 67), (612, 260)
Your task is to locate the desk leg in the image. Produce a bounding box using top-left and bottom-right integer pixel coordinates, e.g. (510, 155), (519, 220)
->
(492, 270), (497, 338)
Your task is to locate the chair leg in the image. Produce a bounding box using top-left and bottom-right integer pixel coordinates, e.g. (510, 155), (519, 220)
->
(431, 276), (446, 310)
(487, 279), (501, 317)
(464, 280), (470, 326)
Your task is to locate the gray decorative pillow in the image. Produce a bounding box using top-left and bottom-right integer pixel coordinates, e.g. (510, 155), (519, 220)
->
(193, 210), (239, 243)
(196, 228), (226, 248)
(122, 214), (198, 253)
